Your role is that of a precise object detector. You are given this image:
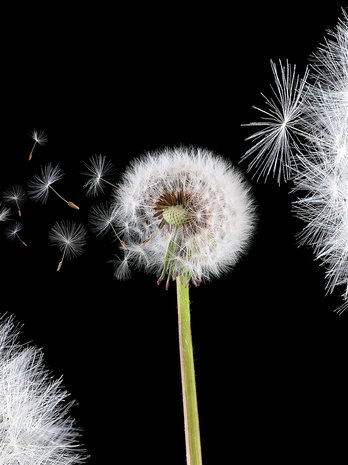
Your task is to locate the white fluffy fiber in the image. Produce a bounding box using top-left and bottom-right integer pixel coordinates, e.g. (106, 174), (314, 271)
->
(0, 314), (86, 464)
(113, 146), (256, 284)
(243, 9), (348, 308)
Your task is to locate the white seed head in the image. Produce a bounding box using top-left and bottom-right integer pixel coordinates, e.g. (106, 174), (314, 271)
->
(113, 146), (256, 285)
(82, 154), (116, 196)
(243, 9), (348, 309)
(49, 221), (87, 259)
(0, 314), (86, 464)
(31, 129), (48, 145)
(27, 163), (64, 203)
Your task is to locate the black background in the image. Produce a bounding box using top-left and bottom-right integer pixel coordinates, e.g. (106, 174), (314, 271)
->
(2, 3), (348, 463)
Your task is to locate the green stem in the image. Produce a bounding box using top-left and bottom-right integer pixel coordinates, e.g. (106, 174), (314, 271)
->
(176, 276), (202, 465)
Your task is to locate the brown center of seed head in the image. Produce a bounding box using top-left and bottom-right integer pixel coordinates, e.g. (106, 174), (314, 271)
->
(153, 190), (192, 231)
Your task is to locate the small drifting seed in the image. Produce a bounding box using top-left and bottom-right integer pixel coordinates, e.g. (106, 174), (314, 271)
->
(57, 261), (63, 271)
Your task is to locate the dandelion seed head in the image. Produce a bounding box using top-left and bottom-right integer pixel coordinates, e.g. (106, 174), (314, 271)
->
(245, 9), (348, 310)
(113, 146), (256, 285)
(0, 314), (86, 464)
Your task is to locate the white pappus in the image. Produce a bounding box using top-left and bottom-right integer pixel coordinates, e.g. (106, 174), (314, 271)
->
(29, 129), (47, 160)
(88, 202), (128, 249)
(112, 146), (256, 287)
(0, 203), (10, 222)
(0, 314), (87, 464)
(81, 154), (117, 197)
(49, 220), (87, 271)
(242, 9), (348, 311)
(5, 221), (28, 247)
(28, 163), (80, 210)
(3, 184), (27, 217)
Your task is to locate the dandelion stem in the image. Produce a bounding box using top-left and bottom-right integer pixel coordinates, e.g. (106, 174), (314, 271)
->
(176, 276), (202, 465)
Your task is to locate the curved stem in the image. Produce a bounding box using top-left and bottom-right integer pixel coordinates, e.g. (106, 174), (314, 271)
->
(176, 276), (202, 465)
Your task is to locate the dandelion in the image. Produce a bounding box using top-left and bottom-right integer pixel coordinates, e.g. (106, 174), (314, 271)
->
(28, 163), (80, 210)
(114, 146), (255, 288)
(112, 146), (256, 464)
(0, 203), (10, 222)
(0, 314), (87, 464)
(5, 221), (28, 247)
(28, 129), (47, 160)
(3, 184), (26, 217)
(49, 220), (87, 271)
(81, 154), (117, 196)
(242, 9), (348, 311)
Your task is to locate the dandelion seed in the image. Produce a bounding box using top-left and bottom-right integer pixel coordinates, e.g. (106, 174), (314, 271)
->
(88, 202), (128, 249)
(81, 154), (117, 196)
(0, 314), (87, 464)
(111, 253), (132, 280)
(5, 221), (28, 247)
(113, 146), (256, 288)
(49, 221), (87, 271)
(241, 60), (310, 183)
(28, 163), (80, 209)
(3, 184), (26, 217)
(28, 129), (47, 160)
(0, 203), (10, 222)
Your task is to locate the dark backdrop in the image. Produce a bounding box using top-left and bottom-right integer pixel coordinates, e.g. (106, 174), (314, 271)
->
(1, 3), (347, 463)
